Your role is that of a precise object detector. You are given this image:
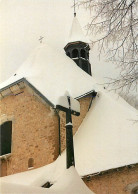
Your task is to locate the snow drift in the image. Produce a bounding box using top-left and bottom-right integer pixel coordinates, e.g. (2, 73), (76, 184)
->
(0, 166), (94, 194)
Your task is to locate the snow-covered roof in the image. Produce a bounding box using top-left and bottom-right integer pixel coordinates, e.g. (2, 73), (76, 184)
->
(73, 91), (138, 176)
(0, 42), (138, 178)
(1, 86), (137, 179)
(54, 90), (138, 176)
(1, 165), (94, 194)
(0, 44), (95, 106)
(67, 16), (89, 44)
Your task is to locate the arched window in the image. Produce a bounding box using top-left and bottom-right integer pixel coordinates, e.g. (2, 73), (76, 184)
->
(67, 52), (70, 57)
(28, 158), (34, 169)
(72, 49), (79, 58)
(81, 49), (86, 58)
(0, 121), (12, 156)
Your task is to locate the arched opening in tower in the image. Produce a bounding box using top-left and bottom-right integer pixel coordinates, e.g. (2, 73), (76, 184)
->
(72, 49), (79, 58)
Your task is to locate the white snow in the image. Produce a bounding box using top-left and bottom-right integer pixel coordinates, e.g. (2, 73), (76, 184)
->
(0, 43), (138, 177)
(0, 44), (96, 106)
(70, 95), (80, 113)
(73, 90), (138, 176)
(67, 16), (89, 44)
(56, 93), (80, 113)
(0, 165), (94, 194)
(47, 90), (138, 177)
(66, 122), (73, 126)
(46, 90), (138, 177)
(49, 166), (93, 194)
(0, 0), (92, 83)
(0, 6), (137, 188)
(54, 90), (138, 176)
(56, 95), (70, 109)
(1, 86), (137, 181)
(0, 2), (137, 193)
(0, 42), (138, 178)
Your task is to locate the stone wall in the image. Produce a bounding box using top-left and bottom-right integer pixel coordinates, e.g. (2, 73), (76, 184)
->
(0, 82), (92, 177)
(59, 95), (92, 152)
(83, 164), (138, 194)
(0, 85), (59, 176)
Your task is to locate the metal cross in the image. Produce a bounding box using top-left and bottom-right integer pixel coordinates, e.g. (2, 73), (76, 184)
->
(39, 36), (44, 43)
(74, 0), (76, 17)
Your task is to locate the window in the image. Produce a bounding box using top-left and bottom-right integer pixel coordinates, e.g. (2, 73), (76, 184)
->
(72, 49), (79, 58)
(0, 121), (12, 156)
(28, 158), (34, 169)
(42, 182), (53, 188)
(81, 49), (86, 58)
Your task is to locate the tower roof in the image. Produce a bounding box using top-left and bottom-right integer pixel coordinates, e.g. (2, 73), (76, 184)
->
(67, 16), (89, 44)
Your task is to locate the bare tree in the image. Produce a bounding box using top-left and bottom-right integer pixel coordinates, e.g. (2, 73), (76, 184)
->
(119, 92), (138, 109)
(78, 0), (138, 92)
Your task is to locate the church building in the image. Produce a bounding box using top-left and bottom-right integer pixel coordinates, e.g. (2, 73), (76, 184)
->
(0, 11), (138, 194)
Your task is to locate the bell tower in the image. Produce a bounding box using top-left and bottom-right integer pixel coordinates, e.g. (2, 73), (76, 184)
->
(64, 9), (92, 76)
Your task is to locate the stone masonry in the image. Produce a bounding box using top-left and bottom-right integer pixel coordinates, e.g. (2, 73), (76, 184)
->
(0, 84), (59, 176)
(0, 82), (92, 177)
(83, 164), (138, 194)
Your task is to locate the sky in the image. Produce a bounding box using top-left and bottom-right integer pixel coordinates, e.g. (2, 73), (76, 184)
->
(0, 0), (120, 84)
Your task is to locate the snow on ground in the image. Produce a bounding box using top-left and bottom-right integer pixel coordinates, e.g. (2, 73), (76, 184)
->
(0, 43), (96, 105)
(0, 165), (94, 194)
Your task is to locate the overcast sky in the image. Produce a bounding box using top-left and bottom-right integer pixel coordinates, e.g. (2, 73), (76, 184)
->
(0, 0), (118, 83)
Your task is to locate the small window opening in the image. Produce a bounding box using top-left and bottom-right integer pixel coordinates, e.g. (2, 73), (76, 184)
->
(72, 49), (79, 58)
(0, 121), (12, 156)
(28, 158), (34, 169)
(42, 182), (53, 188)
(81, 49), (86, 58)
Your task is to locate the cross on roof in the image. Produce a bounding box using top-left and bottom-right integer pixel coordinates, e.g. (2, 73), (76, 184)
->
(74, 0), (76, 17)
(39, 36), (44, 43)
